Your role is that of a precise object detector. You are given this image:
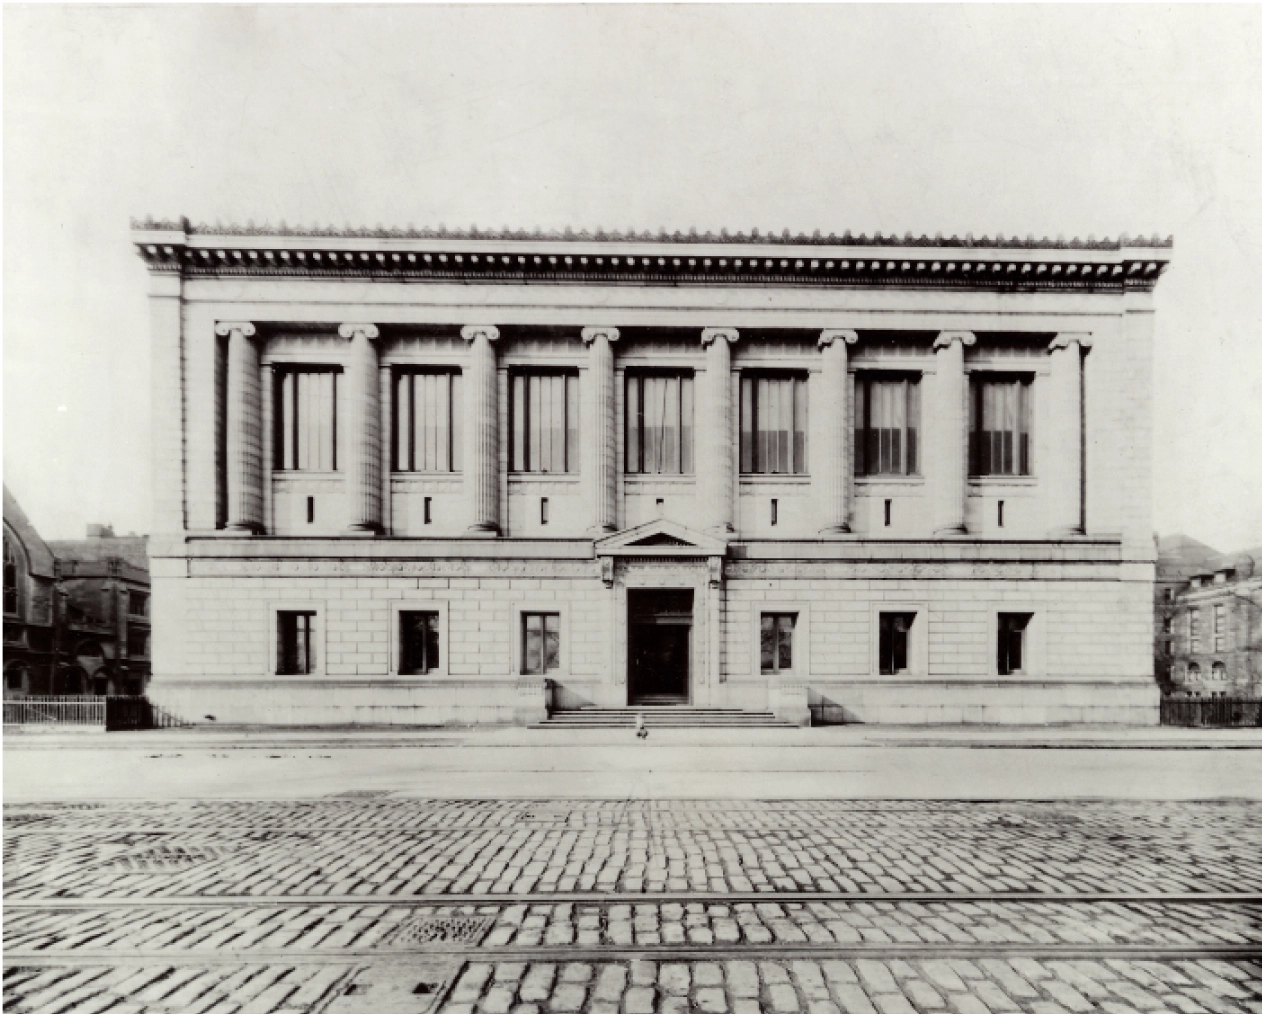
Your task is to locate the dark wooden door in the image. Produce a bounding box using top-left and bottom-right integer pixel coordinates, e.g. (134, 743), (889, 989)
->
(629, 624), (690, 703)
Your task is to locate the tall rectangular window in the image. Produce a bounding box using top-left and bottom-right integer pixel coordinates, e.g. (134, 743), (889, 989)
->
(997, 613), (1032, 676)
(128, 591), (149, 617)
(879, 612), (915, 675)
(1190, 609), (1200, 653)
(855, 375), (920, 476)
(522, 612), (560, 674)
(394, 370), (462, 472)
(970, 376), (1032, 476)
(740, 374), (808, 474)
(1214, 604), (1226, 652)
(760, 613), (796, 674)
(275, 368), (339, 471)
(626, 372), (694, 474)
(399, 611), (440, 675)
(277, 611), (316, 675)
(511, 373), (579, 473)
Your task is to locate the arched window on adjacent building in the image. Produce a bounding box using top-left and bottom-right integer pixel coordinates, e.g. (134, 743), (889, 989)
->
(1186, 662), (1201, 682)
(3, 531), (19, 617)
(1212, 661), (1227, 680)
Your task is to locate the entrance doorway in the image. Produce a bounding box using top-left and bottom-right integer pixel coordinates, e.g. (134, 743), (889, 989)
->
(628, 589), (693, 705)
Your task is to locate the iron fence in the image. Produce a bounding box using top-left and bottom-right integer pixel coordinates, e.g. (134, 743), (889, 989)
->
(3, 696), (105, 727)
(1160, 696), (1262, 728)
(3, 696), (185, 731)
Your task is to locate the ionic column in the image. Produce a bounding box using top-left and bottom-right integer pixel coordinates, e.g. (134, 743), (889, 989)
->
(699, 328), (739, 535)
(339, 323), (383, 533)
(461, 325), (501, 534)
(217, 321), (263, 533)
(818, 330), (859, 534)
(582, 327), (620, 534)
(931, 330), (975, 536)
(1047, 332), (1091, 536)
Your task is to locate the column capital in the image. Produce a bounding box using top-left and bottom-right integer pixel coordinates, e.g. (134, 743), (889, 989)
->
(701, 327), (739, 347)
(933, 330), (976, 350)
(338, 323), (380, 341)
(818, 329), (859, 348)
(461, 325), (501, 343)
(214, 321), (256, 339)
(1049, 332), (1093, 352)
(581, 326), (620, 344)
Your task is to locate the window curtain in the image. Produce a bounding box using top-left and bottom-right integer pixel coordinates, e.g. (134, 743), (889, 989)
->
(276, 370), (338, 471)
(511, 374), (579, 472)
(626, 374), (694, 474)
(394, 371), (462, 472)
(739, 375), (807, 474)
(971, 377), (1031, 476)
(855, 377), (919, 475)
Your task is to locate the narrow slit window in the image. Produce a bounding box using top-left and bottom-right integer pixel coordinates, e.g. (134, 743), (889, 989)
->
(306, 497), (315, 524)
(423, 497), (432, 525)
(770, 499), (779, 526)
(540, 498), (549, 525)
(884, 500), (892, 527)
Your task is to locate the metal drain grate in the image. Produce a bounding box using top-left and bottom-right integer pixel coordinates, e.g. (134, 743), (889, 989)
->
(379, 914), (496, 949)
(328, 789), (394, 798)
(94, 845), (238, 873)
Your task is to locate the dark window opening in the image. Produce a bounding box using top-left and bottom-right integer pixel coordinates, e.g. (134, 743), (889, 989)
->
(511, 372), (579, 473)
(884, 499), (892, 527)
(998, 612), (1032, 676)
(854, 374), (920, 476)
(540, 498), (549, 525)
(306, 497), (315, 524)
(522, 612), (561, 675)
(740, 374), (808, 474)
(423, 497), (432, 525)
(998, 500), (1005, 528)
(393, 369), (462, 472)
(770, 499), (779, 526)
(879, 612), (915, 675)
(3, 534), (18, 616)
(970, 376), (1032, 476)
(760, 613), (796, 674)
(277, 611), (316, 675)
(400, 611), (440, 675)
(625, 372), (695, 474)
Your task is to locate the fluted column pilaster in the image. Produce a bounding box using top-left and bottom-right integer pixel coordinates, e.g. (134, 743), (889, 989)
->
(931, 330), (975, 536)
(339, 323), (382, 533)
(582, 327), (619, 534)
(379, 362), (394, 535)
(461, 325), (501, 535)
(218, 322), (263, 533)
(699, 328), (739, 535)
(818, 330), (859, 534)
(1047, 332), (1091, 537)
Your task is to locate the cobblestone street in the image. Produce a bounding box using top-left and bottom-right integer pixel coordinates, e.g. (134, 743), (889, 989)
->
(4, 799), (1261, 1013)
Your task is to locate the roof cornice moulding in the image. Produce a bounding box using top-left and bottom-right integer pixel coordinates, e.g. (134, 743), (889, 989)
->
(131, 218), (1173, 292)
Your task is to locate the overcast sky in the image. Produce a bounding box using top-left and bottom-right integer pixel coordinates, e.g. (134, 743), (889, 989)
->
(4, 5), (1261, 552)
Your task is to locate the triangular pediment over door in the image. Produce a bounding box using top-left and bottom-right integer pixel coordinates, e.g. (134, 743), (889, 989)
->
(593, 519), (729, 558)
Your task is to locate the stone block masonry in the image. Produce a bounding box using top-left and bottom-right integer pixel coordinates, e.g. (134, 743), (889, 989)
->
(134, 221), (1170, 726)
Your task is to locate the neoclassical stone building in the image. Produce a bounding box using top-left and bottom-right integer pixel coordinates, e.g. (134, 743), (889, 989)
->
(134, 220), (1170, 725)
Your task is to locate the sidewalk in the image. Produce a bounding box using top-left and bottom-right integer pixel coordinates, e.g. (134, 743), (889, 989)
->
(5, 723), (1261, 803)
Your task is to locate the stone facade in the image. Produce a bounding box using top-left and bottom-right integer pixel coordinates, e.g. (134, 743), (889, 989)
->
(134, 220), (1171, 725)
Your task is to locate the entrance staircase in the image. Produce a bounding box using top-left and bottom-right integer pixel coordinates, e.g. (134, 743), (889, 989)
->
(531, 706), (796, 729)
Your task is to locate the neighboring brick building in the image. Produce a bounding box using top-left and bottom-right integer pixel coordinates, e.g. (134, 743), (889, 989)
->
(134, 219), (1171, 725)
(1165, 553), (1262, 699)
(4, 486), (59, 696)
(49, 527), (152, 697)
(3, 487), (151, 698)
(1153, 533), (1222, 691)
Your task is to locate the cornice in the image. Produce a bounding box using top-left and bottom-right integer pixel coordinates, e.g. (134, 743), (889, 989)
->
(131, 218), (1173, 292)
